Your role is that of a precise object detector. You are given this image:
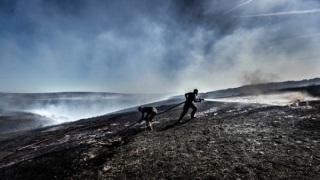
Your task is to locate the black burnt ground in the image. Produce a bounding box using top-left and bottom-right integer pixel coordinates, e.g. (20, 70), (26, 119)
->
(97, 102), (320, 179)
(0, 101), (320, 179)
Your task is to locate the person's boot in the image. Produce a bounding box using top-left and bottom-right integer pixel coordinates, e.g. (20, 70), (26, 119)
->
(147, 126), (153, 131)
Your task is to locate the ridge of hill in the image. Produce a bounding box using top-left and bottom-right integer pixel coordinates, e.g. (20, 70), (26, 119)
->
(1, 78), (319, 135)
(0, 84), (320, 179)
(199, 77), (320, 99)
(0, 109), (54, 135)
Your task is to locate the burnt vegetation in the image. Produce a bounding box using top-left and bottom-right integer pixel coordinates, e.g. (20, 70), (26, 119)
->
(0, 85), (320, 179)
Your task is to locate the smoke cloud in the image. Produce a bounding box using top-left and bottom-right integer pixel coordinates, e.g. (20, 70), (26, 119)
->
(0, 92), (176, 123)
(0, 0), (320, 94)
(240, 69), (280, 85)
(259, 33), (320, 46)
(222, 0), (253, 15)
(236, 8), (320, 18)
(206, 92), (319, 106)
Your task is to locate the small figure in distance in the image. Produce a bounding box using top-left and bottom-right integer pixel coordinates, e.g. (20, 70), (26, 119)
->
(178, 89), (203, 123)
(138, 106), (158, 131)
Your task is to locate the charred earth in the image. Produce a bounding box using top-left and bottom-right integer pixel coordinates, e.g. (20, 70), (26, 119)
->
(0, 89), (320, 179)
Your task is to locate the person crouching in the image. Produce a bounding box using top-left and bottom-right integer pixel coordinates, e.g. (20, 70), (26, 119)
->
(138, 106), (157, 131)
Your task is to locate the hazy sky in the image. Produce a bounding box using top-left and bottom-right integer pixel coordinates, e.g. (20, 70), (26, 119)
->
(1, 0), (320, 93)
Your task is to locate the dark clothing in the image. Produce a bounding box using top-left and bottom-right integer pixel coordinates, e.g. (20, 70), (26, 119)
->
(139, 106), (157, 129)
(185, 92), (197, 103)
(179, 101), (197, 120)
(140, 107), (157, 121)
(178, 92), (200, 120)
(140, 107), (157, 114)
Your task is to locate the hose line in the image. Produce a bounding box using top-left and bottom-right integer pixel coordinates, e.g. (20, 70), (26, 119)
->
(156, 101), (185, 115)
(109, 101), (185, 138)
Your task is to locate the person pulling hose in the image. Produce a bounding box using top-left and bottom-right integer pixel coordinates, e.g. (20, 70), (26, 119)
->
(138, 106), (158, 130)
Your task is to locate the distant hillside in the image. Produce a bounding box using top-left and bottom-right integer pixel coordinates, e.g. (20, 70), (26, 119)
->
(0, 109), (53, 134)
(278, 84), (320, 96)
(200, 78), (320, 99)
(117, 78), (320, 113)
(0, 78), (319, 134)
(0, 92), (177, 110)
(0, 92), (177, 133)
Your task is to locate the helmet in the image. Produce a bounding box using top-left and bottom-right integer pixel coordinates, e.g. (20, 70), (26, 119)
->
(138, 106), (142, 111)
(193, 89), (198, 94)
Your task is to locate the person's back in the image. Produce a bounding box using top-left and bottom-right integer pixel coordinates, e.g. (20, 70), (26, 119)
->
(178, 89), (200, 123)
(141, 106), (157, 114)
(138, 106), (157, 130)
(185, 92), (196, 103)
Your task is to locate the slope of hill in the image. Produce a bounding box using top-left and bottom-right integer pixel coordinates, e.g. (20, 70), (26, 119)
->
(0, 92), (177, 134)
(0, 78), (319, 135)
(0, 109), (54, 134)
(0, 85), (320, 179)
(200, 77), (320, 99)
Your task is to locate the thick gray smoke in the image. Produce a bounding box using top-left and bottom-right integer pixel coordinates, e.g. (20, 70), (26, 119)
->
(205, 92), (319, 106)
(240, 69), (280, 85)
(0, 92), (176, 123)
(0, 92), (177, 134)
(0, 0), (320, 94)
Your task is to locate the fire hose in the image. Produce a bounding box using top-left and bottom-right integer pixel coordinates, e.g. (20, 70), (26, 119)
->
(108, 100), (186, 138)
(156, 101), (186, 115)
(11, 101), (186, 151)
(1, 99), (205, 167)
(16, 99), (203, 150)
(109, 98), (204, 138)
(156, 98), (204, 116)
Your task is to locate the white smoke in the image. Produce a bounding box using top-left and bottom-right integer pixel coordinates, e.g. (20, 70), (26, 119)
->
(205, 92), (319, 106)
(259, 33), (320, 46)
(1, 0), (320, 94)
(236, 8), (320, 18)
(222, 0), (253, 15)
(0, 92), (177, 123)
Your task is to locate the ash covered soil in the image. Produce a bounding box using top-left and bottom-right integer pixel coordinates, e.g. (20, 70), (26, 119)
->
(1, 99), (320, 179)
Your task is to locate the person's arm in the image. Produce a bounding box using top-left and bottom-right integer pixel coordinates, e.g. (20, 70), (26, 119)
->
(139, 112), (144, 123)
(194, 96), (201, 102)
(194, 94), (203, 102)
(185, 93), (188, 100)
(194, 99), (204, 102)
